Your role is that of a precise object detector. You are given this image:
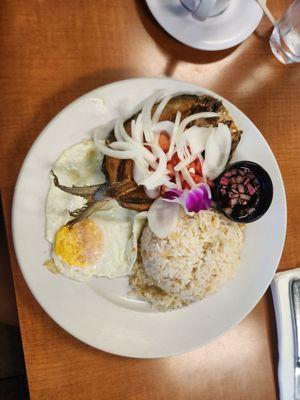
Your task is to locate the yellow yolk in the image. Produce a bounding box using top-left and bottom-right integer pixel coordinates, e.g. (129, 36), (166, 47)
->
(54, 219), (103, 267)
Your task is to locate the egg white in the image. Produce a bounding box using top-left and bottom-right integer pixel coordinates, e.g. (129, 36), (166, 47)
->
(46, 140), (105, 241)
(46, 140), (146, 281)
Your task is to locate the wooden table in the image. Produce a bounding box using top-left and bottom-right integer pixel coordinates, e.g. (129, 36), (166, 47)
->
(1, 1), (299, 399)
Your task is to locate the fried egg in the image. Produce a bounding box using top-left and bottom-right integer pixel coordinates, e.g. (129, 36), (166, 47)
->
(46, 140), (146, 281)
(46, 140), (105, 241)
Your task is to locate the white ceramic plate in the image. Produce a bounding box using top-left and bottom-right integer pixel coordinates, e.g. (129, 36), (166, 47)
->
(145, 0), (264, 50)
(12, 78), (286, 358)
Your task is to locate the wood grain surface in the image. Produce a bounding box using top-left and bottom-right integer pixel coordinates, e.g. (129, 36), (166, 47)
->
(1, 0), (299, 399)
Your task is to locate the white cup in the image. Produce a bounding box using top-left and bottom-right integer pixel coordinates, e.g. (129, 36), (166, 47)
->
(181, 0), (231, 21)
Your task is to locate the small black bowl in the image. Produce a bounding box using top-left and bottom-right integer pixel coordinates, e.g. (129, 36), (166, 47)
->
(215, 161), (273, 223)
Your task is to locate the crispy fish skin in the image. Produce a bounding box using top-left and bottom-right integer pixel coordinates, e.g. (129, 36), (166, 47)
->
(102, 94), (242, 211)
(51, 170), (140, 225)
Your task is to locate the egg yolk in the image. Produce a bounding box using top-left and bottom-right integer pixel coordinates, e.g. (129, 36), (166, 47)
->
(54, 219), (103, 267)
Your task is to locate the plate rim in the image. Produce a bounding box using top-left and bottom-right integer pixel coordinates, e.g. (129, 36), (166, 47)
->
(12, 77), (287, 358)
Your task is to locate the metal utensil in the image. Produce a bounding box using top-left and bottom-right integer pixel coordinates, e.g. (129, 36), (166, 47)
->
(289, 279), (300, 400)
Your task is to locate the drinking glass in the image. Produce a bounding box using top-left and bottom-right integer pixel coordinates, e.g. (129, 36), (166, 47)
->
(269, 0), (300, 64)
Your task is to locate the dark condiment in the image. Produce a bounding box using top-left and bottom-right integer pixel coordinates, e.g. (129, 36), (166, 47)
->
(218, 167), (260, 219)
(215, 161), (273, 224)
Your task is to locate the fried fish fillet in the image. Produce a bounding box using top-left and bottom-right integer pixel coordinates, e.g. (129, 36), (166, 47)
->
(102, 94), (241, 211)
(52, 94), (242, 223)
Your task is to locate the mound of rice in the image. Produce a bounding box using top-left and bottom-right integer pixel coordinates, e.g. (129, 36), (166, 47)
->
(129, 210), (244, 310)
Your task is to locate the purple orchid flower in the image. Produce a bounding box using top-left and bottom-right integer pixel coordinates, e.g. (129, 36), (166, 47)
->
(163, 189), (183, 201)
(163, 184), (212, 213)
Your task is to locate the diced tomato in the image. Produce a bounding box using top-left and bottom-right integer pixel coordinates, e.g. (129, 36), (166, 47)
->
(166, 162), (175, 178)
(194, 158), (202, 174)
(159, 131), (170, 153)
(169, 152), (180, 167)
(190, 173), (202, 184)
(182, 181), (190, 190)
(165, 152), (204, 191)
(187, 158), (202, 175)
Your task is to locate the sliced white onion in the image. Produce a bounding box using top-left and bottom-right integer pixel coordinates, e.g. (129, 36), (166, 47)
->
(114, 119), (125, 142)
(139, 143), (167, 189)
(145, 188), (160, 199)
(95, 140), (135, 159)
(96, 141), (148, 172)
(160, 176), (178, 188)
(179, 112), (219, 132)
(109, 141), (134, 150)
(115, 119), (135, 143)
(152, 121), (175, 145)
(92, 120), (116, 142)
(152, 131), (160, 145)
(202, 123), (231, 180)
(152, 95), (172, 125)
(198, 153), (207, 183)
(175, 171), (182, 189)
(141, 176), (170, 190)
(133, 165), (146, 184)
(167, 111), (181, 161)
(174, 154), (197, 172)
(131, 120), (136, 139)
(133, 157), (150, 184)
(132, 113), (143, 144)
(148, 198), (179, 238)
(183, 143), (191, 158)
(108, 142), (147, 167)
(141, 177), (165, 190)
(114, 119), (158, 168)
(143, 175), (176, 190)
(182, 167), (195, 187)
(141, 90), (164, 143)
(184, 125), (213, 155)
(152, 121), (175, 136)
(176, 112), (219, 160)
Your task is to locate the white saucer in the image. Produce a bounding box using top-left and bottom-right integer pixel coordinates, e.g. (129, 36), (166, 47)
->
(145, 0), (264, 51)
